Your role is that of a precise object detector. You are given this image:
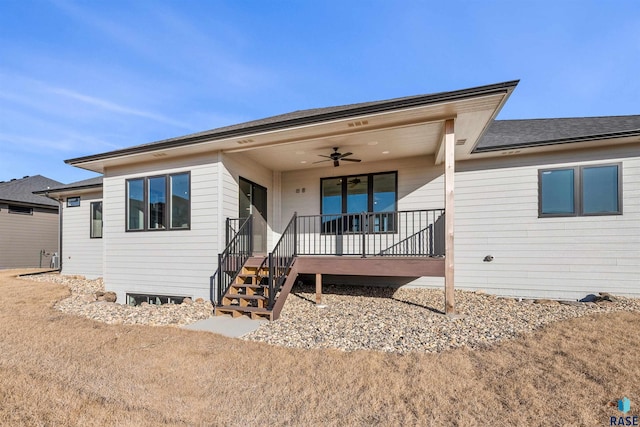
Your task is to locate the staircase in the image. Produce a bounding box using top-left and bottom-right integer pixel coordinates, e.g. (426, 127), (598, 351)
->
(215, 256), (299, 321)
(215, 257), (271, 320)
(213, 213), (299, 321)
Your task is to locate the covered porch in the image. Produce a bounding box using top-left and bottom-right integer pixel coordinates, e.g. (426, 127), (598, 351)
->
(214, 83), (517, 319)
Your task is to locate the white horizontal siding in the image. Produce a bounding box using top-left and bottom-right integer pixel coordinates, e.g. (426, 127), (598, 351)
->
(454, 147), (640, 299)
(61, 192), (103, 278)
(221, 152), (274, 249)
(103, 154), (220, 303)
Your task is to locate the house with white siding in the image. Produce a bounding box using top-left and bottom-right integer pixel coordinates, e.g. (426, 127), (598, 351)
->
(36, 177), (104, 278)
(45, 80), (640, 319)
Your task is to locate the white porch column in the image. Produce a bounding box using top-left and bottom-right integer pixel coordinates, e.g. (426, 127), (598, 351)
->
(444, 119), (455, 315)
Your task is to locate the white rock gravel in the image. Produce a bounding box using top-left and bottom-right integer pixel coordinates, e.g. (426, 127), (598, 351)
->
(24, 273), (213, 326)
(23, 274), (640, 354)
(242, 284), (640, 354)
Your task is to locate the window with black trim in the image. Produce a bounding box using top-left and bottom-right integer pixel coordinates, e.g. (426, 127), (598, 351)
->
(539, 164), (622, 217)
(67, 197), (80, 207)
(8, 205), (33, 215)
(321, 171), (397, 233)
(90, 201), (103, 238)
(126, 172), (191, 231)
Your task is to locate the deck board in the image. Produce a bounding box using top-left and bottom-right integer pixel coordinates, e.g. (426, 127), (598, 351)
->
(295, 256), (445, 277)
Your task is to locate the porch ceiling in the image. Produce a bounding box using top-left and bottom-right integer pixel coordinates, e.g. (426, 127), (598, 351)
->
(232, 94), (506, 171)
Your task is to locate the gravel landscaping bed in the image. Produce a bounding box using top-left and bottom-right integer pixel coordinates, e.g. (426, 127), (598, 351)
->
(242, 284), (640, 353)
(24, 273), (213, 326)
(23, 273), (640, 353)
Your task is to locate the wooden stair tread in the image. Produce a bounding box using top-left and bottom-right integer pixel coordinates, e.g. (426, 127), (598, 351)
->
(231, 283), (266, 289)
(216, 305), (271, 313)
(224, 294), (266, 301)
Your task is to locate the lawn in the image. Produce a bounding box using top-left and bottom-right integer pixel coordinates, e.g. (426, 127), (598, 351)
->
(1, 269), (638, 426)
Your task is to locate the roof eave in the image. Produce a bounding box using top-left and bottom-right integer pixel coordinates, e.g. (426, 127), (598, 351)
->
(473, 128), (640, 153)
(65, 80), (519, 166)
(33, 183), (104, 196)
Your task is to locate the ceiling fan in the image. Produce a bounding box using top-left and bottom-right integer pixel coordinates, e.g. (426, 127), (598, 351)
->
(313, 147), (362, 167)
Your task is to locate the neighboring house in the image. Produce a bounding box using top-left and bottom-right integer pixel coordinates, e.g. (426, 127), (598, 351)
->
(0, 175), (62, 268)
(34, 177), (104, 279)
(53, 80), (640, 318)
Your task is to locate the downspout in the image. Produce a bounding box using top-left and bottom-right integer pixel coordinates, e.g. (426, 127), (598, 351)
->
(43, 192), (63, 272)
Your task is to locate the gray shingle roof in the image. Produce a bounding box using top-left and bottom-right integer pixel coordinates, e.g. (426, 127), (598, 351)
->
(38, 176), (103, 194)
(0, 175), (63, 207)
(476, 115), (640, 151)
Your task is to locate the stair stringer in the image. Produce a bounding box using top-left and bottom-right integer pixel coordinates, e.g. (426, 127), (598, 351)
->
(270, 260), (299, 321)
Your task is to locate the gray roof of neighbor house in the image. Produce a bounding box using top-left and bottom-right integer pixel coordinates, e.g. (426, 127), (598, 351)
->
(65, 80), (519, 164)
(35, 176), (104, 195)
(0, 175), (62, 207)
(476, 115), (640, 152)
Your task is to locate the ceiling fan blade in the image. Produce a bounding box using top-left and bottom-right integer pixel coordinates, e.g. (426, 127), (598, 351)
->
(341, 158), (361, 162)
(317, 154), (333, 159)
(337, 152), (353, 159)
(312, 159), (332, 164)
(333, 160), (340, 167)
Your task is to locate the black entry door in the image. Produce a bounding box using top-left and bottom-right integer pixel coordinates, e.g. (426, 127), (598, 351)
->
(239, 177), (267, 254)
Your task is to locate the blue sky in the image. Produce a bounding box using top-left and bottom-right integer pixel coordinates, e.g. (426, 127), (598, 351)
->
(1, 0), (639, 184)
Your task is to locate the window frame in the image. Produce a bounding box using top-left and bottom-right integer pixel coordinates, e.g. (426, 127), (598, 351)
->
(126, 178), (146, 232)
(125, 172), (191, 232)
(538, 163), (622, 218)
(320, 171), (398, 234)
(8, 205), (33, 215)
(90, 201), (103, 239)
(147, 174), (168, 231)
(67, 197), (80, 207)
(170, 172), (192, 230)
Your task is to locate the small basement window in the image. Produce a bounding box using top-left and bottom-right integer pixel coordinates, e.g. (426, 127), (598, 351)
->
(8, 205), (33, 215)
(126, 293), (187, 306)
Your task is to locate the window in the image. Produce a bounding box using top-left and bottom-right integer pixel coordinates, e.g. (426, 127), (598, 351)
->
(170, 173), (190, 229)
(127, 179), (145, 230)
(67, 197), (80, 207)
(539, 164), (621, 217)
(126, 293), (187, 306)
(90, 201), (103, 238)
(321, 171), (397, 233)
(148, 176), (166, 229)
(126, 172), (190, 231)
(8, 205), (33, 215)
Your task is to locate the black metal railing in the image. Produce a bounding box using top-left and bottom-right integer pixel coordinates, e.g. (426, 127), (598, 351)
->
(267, 212), (297, 308)
(211, 215), (253, 305)
(296, 209), (444, 257)
(225, 217), (245, 246)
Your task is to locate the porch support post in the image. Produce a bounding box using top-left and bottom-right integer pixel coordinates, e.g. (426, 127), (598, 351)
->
(444, 119), (456, 315)
(315, 273), (322, 305)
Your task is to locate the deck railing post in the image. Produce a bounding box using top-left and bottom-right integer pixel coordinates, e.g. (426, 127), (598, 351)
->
(268, 252), (274, 308)
(361, 211), (367, 258)
(293, 212), (298, 257)
(217, 253), (223, 304)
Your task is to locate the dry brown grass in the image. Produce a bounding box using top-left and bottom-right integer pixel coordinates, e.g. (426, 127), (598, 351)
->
(1, 269), (638, 426)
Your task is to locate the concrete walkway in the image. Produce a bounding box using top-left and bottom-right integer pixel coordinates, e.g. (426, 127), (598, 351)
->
(182, 316), (266, 338)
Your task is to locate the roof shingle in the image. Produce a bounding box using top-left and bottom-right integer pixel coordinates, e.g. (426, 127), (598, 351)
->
(476, 115), (640, 151)
(0, 175), (62, 207)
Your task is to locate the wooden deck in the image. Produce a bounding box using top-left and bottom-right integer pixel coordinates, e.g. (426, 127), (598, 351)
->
(294, 255), (445, 277)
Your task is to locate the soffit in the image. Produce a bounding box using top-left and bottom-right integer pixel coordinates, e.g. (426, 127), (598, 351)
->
(71, 93), (509, 173)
